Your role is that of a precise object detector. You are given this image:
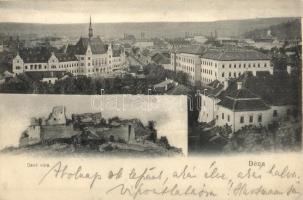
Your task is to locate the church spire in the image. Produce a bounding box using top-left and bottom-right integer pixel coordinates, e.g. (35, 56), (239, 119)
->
(89, 16), (93, 39)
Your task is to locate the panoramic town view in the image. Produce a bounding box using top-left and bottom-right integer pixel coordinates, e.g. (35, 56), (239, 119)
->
(0, 15), (301, 154)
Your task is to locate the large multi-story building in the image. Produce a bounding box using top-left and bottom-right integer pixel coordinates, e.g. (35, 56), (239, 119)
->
(170, 46), (273, 86)
(200, 48), (272, 84)
(12, 17), (126, 77)
(170, 45), (206, 85)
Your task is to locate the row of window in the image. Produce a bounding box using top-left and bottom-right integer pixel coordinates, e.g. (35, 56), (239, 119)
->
(201, 60), (268, 69)
(202, 77), (214, 83)
(112, 58), (122, 62)
(87, 68), (111, 73)
(202, 68), (214, 75)
(28, 65), (47, 70)
(218, 113), (263, 123)
(202, 60), (217, 67)
(22, 63), (79, 70)
(175, 61), (269, 78)
(239, 115), (262, 123)
(58, 63), (79, 68)
(174, 59), (269, 69)
(177, 64), (194, 73)
(70, 69), (112, 75)
(222, 62), (267, 69)
(70, 69), (84, 73)
(17, 61), (119, 71)
(222, 71), (243, 78)
(92, 58), (108, 66)
(176, 56), (195, 64)
(218, 109), (285, 124)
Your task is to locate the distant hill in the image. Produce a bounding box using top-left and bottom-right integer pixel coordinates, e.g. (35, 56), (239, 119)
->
(0, 17), (300, 39)
(243, 19), (301, 40)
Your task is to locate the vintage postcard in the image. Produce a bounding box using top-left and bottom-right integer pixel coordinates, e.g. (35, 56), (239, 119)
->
(0, 0), (302, 199)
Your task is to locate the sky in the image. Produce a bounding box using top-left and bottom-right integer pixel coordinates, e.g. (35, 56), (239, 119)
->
(0, 94), (187, 152)
(0, 0), (301, 24)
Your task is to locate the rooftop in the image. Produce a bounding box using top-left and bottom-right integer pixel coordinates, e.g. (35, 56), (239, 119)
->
(177, 45), (207, 55)
(17, 47), (77, 63)
(18, 47), (52, 63)
(217, 95), (270, 112)
(66, 37), (107, 55)
(215, 73), (299, 107)
(151, 52), (170, 65)
(201, 48), (270, 61)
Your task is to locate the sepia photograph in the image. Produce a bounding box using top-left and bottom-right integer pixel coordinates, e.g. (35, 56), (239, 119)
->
(0, 94), (187, 156)
(0, 0), (301, 155)
(0, 0), (302, 199)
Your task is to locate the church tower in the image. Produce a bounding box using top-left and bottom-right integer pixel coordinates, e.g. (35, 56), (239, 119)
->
(89, 16), (93, 39)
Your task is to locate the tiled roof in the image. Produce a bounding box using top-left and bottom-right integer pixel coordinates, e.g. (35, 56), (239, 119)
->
(67, 37), (107, 55)
(55, 53), (78, 62)
(227, 88), (260, 99)
(17, 47), (77, 63)
(217, 87), (270, 111)
(177, 45), (207, 55)
(217, 96), (270, 112)
(151, 53), (170, 65)
(217, 73), (298, 107)
(19, 47), (52, 63)
(201, 48), (270, 61)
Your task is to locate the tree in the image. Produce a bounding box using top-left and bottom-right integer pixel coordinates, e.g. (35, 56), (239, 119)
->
(175, 71), (189, 86)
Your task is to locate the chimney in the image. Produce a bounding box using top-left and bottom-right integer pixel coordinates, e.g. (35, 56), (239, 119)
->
(237, 82), (242, 90)
(223, 80), (228, 90)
